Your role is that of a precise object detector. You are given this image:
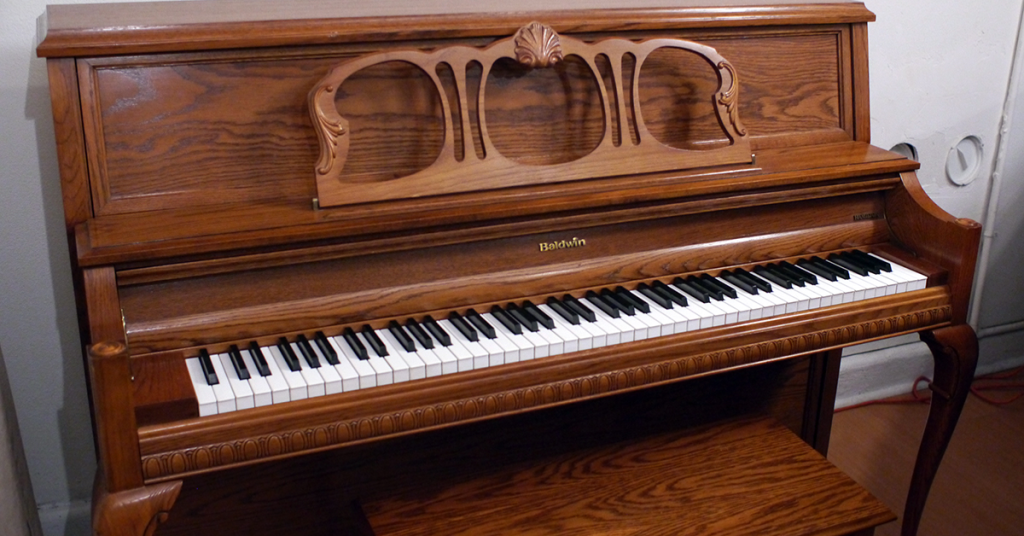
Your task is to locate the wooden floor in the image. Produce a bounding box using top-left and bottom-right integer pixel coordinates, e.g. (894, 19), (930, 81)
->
(828, 388), (1024, 536)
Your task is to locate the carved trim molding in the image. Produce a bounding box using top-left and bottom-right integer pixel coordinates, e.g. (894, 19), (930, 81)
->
(308, 23), (752, 208)
(141, 305), (950, 481)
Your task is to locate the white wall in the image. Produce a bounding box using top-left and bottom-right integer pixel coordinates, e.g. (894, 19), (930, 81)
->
(1, 1), (1022, 534)
(837, 0), (1024, 408)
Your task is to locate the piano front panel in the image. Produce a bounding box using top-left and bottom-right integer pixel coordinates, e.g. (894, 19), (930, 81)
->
(76, 23), (857, 220)
(118, 191), (897, 353)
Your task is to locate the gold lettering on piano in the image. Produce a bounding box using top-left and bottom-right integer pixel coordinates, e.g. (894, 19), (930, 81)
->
(853, 213), (883, 221)
(539, 237), (586, 252)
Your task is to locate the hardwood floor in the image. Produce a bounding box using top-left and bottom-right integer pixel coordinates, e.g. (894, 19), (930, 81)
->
(829, 385), (1024, 536)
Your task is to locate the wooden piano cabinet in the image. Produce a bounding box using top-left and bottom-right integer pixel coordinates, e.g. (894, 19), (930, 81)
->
(35, 2), (982, 535)
(149, 354), (846, 536)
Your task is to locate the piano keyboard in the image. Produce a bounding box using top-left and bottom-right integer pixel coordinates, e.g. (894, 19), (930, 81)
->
(185, 251), (927, 417)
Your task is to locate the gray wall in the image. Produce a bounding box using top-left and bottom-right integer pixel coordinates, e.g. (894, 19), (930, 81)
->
(1, 0), (1022, 534)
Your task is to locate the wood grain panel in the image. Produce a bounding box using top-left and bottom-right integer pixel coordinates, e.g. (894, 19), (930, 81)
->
(78, 27), (849, 217)
(365, 417), (892, 536)
(149, 358), (818, 535)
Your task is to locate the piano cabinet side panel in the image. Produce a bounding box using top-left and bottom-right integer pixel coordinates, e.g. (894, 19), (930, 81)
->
(885, 171), (982, 324)
(151, 356), (822, 536)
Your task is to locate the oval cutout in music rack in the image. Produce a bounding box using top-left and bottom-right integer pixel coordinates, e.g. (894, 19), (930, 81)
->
(333, 61), (445, 183)
(309, 23), (753, 208)
(485, 56), (606, 166)
(639, 47), (730, 151)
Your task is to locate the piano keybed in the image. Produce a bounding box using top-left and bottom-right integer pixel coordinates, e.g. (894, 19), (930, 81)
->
(185, 250), (928, 417)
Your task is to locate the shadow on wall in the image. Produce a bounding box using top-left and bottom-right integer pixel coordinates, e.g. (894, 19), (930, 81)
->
(1, 343), (45, 536)
(24, 29), (96, 536)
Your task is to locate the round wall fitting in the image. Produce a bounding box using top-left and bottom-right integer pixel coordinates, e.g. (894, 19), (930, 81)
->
(945, 135), (983, 186)
(889, 142), (918, 161)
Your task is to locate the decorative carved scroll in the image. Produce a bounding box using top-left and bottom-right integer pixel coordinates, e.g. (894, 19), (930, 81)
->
(309, 22), (751, 208)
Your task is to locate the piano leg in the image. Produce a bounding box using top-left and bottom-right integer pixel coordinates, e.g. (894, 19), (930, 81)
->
(92, 478), (182, 536)
(902, 324), (978, 536)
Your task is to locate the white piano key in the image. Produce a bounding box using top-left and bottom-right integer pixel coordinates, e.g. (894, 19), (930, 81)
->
(360, 332), (408, 383)
(217, 352), (255, 411)
(185, 357), (219, 417)
(320, 339), (360, 392)
(269, 346), (308, 400)
(332, 336), (378, 388)
(289, 343), (326, 397)
(256, 345), (292, 404)
(488, 313), (536, 361)
(381, 330), (441, 378)
(237, 350), (273, 407)
(207, 352), (238, 413)
(537, 304), (585, 352)
(440, 319), (492, 370)
(378, 330), (426, 381)
(429, 343), (461, 374)
(481, 314), (524, 363)
(297, 342), (342, 395)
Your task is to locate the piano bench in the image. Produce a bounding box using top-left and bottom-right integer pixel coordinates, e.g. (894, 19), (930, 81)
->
(359, 416), (893, 536)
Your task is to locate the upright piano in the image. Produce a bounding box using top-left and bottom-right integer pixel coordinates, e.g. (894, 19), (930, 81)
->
(37, 1), (980, 535)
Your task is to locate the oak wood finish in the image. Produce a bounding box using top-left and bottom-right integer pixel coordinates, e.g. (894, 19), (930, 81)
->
(35, 2), (978, 535)
(364, 417), (892, 536)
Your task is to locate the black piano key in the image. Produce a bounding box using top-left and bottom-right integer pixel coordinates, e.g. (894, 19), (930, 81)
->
(672, 277), (710, 303)
(586, 290), (620, 318)
(198, 348), (219, 385)
(810, 256), (849, 279)
(837, 251), (880, 274)
(652, 281), (688, 307)
(851, 249), (892, 272)
(247, 342), (272, 377)
(388, 320), (417, 351)
(522, 301), (555, 330)
(686, 276), (724, 300)
(779, 261), (817, 285)
(342, 327), (369, 360)
(295, 334), (322, 368)
(637, 283), (673, 309)
(506, 303), (540, 332)
(277, 337), (302, 370)
(601, 288), (635, 316)
(720, 271), (758, 295)
(448, 312), (479, 342)
(423, 316), (452, 347)
(615, 286), (650, 313)
(797, 258), (837, 281)
(753, 265), (792, 289)
(314, 331), (340, 365)
(465, 309), (497, 339)
(562, 295), (596, 323)
(227, 345), (251, 380)
(405, 319), (434, 349)
(361, 324), (389, 357)
(490, 306), (523, 334)
(735, 269), (773, 293)
(766, 264), (804, 287)
(546, 297), (580, 324)
(699, 274), (738, 299)
(827, 253), (869, 276)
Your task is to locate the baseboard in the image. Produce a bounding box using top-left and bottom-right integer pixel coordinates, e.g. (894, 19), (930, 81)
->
(37, 500), (89, 536)
(835, 328), (1024, 409)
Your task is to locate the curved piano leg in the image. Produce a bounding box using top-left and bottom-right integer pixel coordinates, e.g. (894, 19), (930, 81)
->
(93, 480), (182, 536)
(901, 324), (978, 536)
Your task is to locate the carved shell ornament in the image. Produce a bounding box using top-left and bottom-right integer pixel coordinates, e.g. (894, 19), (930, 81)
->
(514, 22), (564, 68)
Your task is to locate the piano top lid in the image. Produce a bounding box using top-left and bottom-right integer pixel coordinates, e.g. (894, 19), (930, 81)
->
(36, 0), (873, 57)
